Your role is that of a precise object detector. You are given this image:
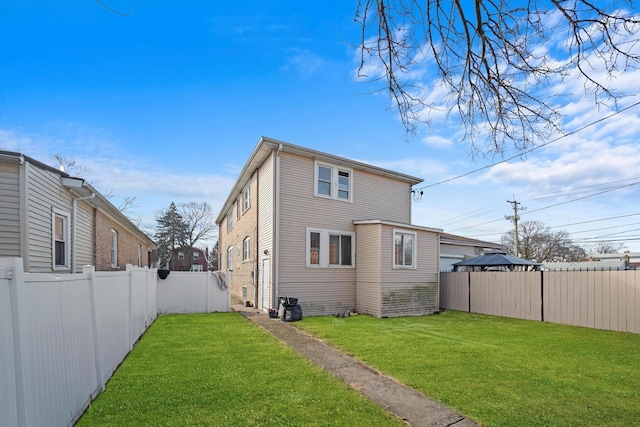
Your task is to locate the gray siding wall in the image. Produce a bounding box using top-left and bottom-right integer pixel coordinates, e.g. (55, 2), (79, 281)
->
(277, 151), (414, 316)
(0, 162), (21, 257)
(25, 163), (94, 273)
(380, 225), (440, 317)
(26, 163), (73, 272)
(74, 201), (94, 271)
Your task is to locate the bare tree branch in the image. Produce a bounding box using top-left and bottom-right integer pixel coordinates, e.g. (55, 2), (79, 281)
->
(355, 0), (640, 155)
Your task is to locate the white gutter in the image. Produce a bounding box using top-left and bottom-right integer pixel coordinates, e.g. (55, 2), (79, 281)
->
(72, 193), (96, 273)
(274, 143), (282, 307)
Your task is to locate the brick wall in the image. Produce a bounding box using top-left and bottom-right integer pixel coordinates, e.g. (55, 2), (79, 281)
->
(220, 176), (258, 305)
(95, 210), (152, 271)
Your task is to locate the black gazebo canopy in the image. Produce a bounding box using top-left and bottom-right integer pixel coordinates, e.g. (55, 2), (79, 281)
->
(452, 252), (541, 272)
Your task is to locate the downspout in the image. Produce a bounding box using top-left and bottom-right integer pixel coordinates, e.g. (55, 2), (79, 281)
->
(72, 192), (96, 273)
(274, 143), (282, 307)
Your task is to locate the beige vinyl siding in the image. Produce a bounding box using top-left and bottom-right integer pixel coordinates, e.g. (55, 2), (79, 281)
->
(380, 225), (440, 317)
(257, 152), (275, 309)
(277, 152), (414, 315)
(0, 162), (21, 257)
(26, 163), (76, 272)
(355, 223), (382, 317)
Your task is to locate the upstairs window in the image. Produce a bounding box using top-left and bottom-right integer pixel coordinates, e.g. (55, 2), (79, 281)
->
(314, 161), (352, 202)
(242, 185), (251, 212)
(394, 230), (416, 269)
(226, 208), (233, 232)
(307, 228), (354, 268)
(193, 252), (200, 260)
(53, 210), (70, 269)
(178, 251), (185, 259)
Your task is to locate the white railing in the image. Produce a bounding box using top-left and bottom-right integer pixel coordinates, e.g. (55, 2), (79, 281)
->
(0, 258), (229, 427)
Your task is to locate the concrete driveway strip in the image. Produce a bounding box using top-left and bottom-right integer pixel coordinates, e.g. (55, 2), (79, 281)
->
(237, 308), (478, 427)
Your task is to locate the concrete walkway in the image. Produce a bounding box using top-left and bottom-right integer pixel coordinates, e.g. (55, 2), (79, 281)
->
(234, 305), (478, 427)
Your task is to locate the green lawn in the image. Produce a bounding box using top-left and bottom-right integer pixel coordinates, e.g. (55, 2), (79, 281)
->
(76, 313), (403, 427)
(295, 310), (640, 426)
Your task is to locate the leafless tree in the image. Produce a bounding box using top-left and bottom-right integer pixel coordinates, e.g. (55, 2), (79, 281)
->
(180, 202), (216, 253)
(502, 220), (587, 261)
(589, 242), (627, 254)
(355, 1), (640, 155)
(53, 154), (88, 176)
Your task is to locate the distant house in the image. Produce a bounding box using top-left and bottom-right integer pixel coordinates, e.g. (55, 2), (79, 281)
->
(589, 252), (640, 269)
(170, 247), (208, 271)
(440, 232), (502, 272)
(215, 137), (442, 318)
(543, 252), (640, 270)
(0, 151), (155, 273)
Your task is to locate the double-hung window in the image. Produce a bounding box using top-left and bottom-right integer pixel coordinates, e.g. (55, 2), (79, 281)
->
(53, 210), (70, 270)
(393, 229), (416, 269)
(111, 230), (118, 268)
(243, 237), (251, 261)
(307, 228), (354, 268)
(227, 208), (233, 231)
(242, 185), (250, 212)
(314, 161), (352, 202)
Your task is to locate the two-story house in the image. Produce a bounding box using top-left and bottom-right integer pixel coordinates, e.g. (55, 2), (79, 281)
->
(215, 137), (442, 318)
(0, 151), (155, 273)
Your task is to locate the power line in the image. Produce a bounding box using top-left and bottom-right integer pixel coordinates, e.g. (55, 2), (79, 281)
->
(522, 181), (640, 216)
(529, 176), (640, 200)
(414, 99), (640, 191)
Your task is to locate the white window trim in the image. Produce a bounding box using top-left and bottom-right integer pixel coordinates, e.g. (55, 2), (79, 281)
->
(306, 227), (355, 268)
(393, 228), (417, 269)
(242, 184), (251, 212)
(314, 160), (353, 202)
(111, 229), (118, 268)
(243, 237), (251, 261)
(52, 209), (71, 271)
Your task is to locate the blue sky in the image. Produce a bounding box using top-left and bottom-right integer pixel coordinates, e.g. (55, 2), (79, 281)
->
(1, 1), (639, 253)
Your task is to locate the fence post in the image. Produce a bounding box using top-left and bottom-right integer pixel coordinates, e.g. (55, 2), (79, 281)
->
(5, 258), (26, 427)
(540, 270), (545, 322)
(206, 271), (211, 313)
(467, 271), (471, 313)
(127, 264), (133, 351)
(84, 265), (104, 393)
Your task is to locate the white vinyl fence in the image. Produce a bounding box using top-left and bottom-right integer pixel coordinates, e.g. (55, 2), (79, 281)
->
(157, 270), (230, 314)
(0, 257), (229, 427)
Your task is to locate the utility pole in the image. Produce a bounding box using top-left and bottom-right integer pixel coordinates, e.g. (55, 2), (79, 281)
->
(505, 199), (526, 256)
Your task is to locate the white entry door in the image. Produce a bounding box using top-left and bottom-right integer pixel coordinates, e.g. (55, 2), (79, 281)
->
(261, 258), (271, 310)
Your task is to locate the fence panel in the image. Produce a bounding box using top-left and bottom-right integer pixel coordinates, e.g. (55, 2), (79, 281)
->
(443, 269), (640, 334)
(93, 270), (131, 382)
(157, 271), (230, 314)
(0, 259), (19, 427)
(19, 272), (98, 427)
(439, 272), (469, 312)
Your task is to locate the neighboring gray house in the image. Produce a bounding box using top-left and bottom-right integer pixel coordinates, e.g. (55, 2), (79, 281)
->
(216, 137), (442, 318)
(440, 232), (502, 272)
(0, 151), (155, 273)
